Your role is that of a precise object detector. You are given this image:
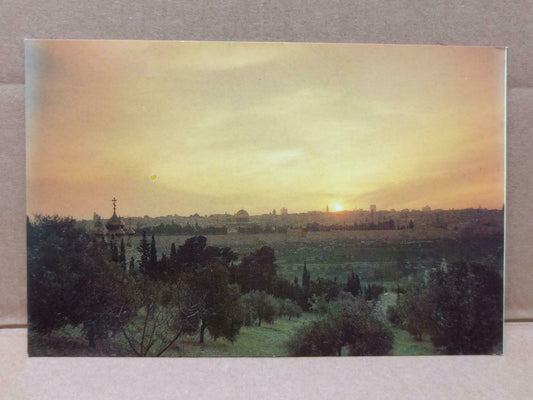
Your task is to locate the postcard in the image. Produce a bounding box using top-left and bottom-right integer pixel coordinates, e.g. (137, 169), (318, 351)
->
(26, 40), (505, 356)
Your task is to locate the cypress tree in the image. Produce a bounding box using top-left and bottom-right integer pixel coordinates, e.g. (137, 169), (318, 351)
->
(159, 253), (168, 278)
(111, 242), (119, 262)
(302, 261), (310, 289)
(169, 242), (177, 273)
(120, 238), (126, 268)
(138, 230), (150, 276)
(150, 234), (158, 279)
(354, 274), (361, 297)
(170, 242), (177, 260)
(129, 256), (135, 276)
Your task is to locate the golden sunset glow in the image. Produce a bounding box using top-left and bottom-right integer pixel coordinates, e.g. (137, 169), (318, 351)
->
(25, 41), (505, 219)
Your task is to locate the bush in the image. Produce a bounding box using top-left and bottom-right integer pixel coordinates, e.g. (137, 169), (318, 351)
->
(240, 291), (279, 326)
(428, 262), (503, 354)
(391, 285), (433, 341)
(278, 298), (302, 320)
(308, 293), (329, 314)
(287, 319), (342, 356)
(288, 296), (393, 356)
(364, 284), (385, 301)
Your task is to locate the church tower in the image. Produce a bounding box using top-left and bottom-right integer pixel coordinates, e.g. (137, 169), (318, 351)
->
(105, 197), (126, 240)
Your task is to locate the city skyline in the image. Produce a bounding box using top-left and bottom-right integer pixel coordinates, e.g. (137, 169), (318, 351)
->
(80, 197), (501, 221)
(26, 41), (505, 220)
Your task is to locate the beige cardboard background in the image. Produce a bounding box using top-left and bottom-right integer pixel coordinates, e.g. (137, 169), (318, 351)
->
(0, 2), (532, 399)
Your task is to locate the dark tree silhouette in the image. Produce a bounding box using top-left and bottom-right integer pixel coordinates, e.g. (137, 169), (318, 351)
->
(428, 262), (503, 354)
(137, 230), (150, 276)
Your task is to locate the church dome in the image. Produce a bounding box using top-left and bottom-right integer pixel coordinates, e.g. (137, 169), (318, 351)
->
(105, 211), (123, 230)
(105, 197), (126, 237)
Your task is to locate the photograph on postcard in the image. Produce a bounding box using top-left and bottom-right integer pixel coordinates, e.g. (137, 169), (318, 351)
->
(26, 41), (505, 356)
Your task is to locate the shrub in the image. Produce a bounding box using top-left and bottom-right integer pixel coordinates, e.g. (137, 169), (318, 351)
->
(240, 291), (279, 326)
(288, 297), (393, 356)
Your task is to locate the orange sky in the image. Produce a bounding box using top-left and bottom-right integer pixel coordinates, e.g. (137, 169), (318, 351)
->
(26, 41), (505, 219)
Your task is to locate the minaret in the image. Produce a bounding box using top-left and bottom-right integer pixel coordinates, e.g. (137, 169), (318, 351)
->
(326, 204), (329, 213)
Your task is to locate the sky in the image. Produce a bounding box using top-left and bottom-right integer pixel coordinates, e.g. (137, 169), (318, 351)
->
(26, 41), (506, 219)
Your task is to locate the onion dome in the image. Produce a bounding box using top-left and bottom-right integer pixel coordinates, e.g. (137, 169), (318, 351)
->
(105, 197), (126, 237)
(105, 211), (123, 231)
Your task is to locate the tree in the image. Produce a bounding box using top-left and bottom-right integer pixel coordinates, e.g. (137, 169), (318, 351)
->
(129, 257), (136, 277)
(233, 246), (278, 293)
(137, 230), (151, 277)
(345, 272), (361, 297)
(169, 236), (243, 343)
(364, 284), (385, 301)
(169, 242), (178, 274)
(388, 284), (433, 341)
(241, 291), (279, 326)
(116, 278), (201, 356)
(278, 298), (302, 320)
(150, 234), (158, 278)
(287, 295), (393, 356)
(111, 241), (119, 263)
(199, 283), (243, 343)
(120, 238), (126, 268)
(302, 261), (310, 290)
(427, 262), (503, 354)
(308, 293), (328, 314)
(27, 215), (126, 348)
(287, 319), (342, 356)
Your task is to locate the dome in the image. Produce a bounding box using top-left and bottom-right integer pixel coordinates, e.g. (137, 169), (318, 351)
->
(234, 209), (249, 220)
(105, 211), (123, 230)
(104, 197), (126, 237)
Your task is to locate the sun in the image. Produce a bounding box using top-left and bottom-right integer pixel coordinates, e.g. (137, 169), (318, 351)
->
(334, 203), (343, 211)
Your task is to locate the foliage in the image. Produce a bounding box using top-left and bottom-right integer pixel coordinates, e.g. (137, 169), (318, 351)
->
(302, 261), (311, 289)
(200, 283), (243, 343)
(308, 294), (328, 314)
(345, 272), (361, 297)
(427, 262), (503, 354)
(388, 262), (503, 354)
(364, 284), (385, 301)
(278, 298), (303, 320)
(388, 284), (433, 341)
(137, 230), (151, 277)
(159, 236), (244, 343)
(27, 215), (127, 347)
(240, 291), (279, 326)
(117, 278), (201, 356)
(288, 295), (393, 356)
(231, 246), (278, 293)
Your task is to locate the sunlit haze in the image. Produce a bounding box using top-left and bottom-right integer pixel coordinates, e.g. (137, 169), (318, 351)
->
(26, 41), (505, 219)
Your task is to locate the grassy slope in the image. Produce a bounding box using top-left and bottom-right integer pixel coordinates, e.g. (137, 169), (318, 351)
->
(166, 316), (436, 357)
(30, 317), (435, 357)
(166, 314), (315, 357)
(391, 327), (436, 356)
